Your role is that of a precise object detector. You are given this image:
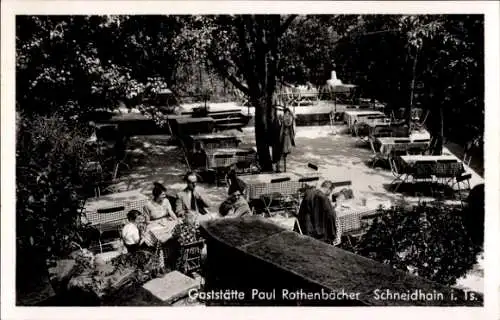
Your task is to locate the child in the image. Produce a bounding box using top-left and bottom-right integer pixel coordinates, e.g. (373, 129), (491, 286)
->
(121, 210), (143, 253)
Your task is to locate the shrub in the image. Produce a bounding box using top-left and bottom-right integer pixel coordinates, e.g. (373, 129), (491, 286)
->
(353, 201), (481, 286)
(16, 113), (95, 259)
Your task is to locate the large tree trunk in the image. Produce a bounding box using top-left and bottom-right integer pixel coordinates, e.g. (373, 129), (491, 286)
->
(253, 98), (274, 172)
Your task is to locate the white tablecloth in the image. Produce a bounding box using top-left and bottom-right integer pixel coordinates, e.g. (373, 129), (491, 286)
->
(343, 110), (385, 129)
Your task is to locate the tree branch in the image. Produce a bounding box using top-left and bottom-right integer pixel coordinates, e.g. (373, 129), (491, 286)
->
(278, 15), (298, 38)
(207, 51), (250, 96)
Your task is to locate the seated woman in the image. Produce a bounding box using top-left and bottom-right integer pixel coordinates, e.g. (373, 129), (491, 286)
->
(219, 190), (252, 218)
(142, 182), (179, 249)
(121, 210), (145, 253)
(144, 182), (178, 223)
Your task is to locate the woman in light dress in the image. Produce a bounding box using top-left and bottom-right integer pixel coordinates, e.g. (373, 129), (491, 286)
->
(142, 182), (179, 247)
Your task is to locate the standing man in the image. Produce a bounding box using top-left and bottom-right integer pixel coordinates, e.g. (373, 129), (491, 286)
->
(175, 172), (211, 219)
(297, 180), (338, 244)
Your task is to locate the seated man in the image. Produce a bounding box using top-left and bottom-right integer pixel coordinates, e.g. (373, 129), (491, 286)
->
(297, 180), (338, 244)
(218, 190), (252, 218)
(175, 172), (211, 219)
(121, 210), (144, 253)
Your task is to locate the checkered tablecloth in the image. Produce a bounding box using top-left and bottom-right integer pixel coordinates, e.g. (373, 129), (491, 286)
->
(377, 138), (430, 157)
(84, 190), (148, 232)
(206, 147), (256, 168)
(344, 110), (385, 129)
(142, 219), (179, 247)
(239, 172), (302, 200)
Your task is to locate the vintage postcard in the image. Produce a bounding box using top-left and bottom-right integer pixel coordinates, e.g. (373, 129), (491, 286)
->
(1, 1), (499, 319)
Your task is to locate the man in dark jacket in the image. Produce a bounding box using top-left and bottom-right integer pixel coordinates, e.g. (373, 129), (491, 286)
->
(297, 180), (337, 244)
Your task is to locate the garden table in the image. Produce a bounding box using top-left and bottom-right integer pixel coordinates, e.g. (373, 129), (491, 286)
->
(334, 198), (390, 233)
(343, 110), (385, 130)
(142, 219), (179, 247)
(206, 147), (255, 169)
(376, 137), (430, 157)
(409, 128), (431, 141)
(84, 189), (148, 232)
(239, 172), (302, 200)
(400, 155), (458, 164)
(188, 133), (242, 151)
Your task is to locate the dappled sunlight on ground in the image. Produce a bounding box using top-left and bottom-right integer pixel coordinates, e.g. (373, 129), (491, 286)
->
(108, 123), (484, 294)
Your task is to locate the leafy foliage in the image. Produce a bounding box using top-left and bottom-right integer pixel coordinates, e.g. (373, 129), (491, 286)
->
(353, 201), (481, 286)
(16, 114), (96, 257)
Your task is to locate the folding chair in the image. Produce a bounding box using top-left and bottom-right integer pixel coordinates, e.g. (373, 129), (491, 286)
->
(84, 205), (127, 254)
(369, 139), (385, 168)
(354, 122), (371, 146)
(259, 177), (292, 217)
(452, 173), (472, 204)
(388, 156), (409, 192)
(463, 153), (472, 166)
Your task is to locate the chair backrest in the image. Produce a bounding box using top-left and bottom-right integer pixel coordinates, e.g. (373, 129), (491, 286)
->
(96, 206), (126, 214)
(388, 156), (400, 174)
(377, 129), (394, 137)
(394, 139), (411, 144)
(235, 150), (253, 156)
(366, 115), (386, 120)
(214, 154), (234, 159)
(307, 163), (319, 171)
(298, 176), (319, 183)
(437, 159), (458, 163)
(270, 177), (291, 184)
(331, 180), (352, 188)
(456, 173), (472, 182)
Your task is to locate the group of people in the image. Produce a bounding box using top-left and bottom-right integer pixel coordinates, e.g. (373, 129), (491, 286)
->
(121, 171), (253, 256)
(120, 164), (349, 273)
